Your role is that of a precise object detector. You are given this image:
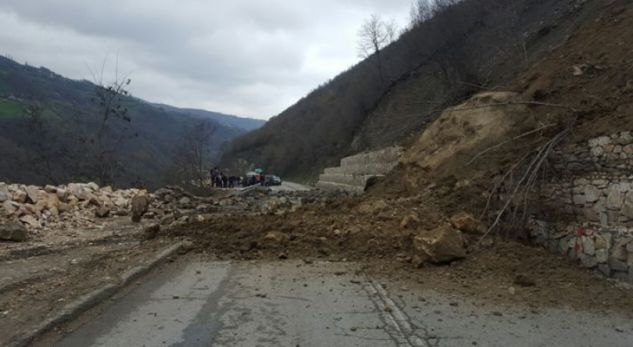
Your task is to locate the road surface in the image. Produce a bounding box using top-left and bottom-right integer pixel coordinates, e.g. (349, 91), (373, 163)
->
(236, 181), (311, 194)
(270, 181), (311, 192)
(46, 259), (633, 347)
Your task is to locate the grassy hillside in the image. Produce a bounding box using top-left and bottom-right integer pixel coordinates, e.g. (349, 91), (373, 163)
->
(0, 98), (22, 119)
(220, 0), (594, 181)
(0, 56), (263, 188)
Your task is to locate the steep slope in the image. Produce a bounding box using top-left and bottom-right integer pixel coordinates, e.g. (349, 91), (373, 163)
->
(0, 56), (262, 188)
(220, 0), (595, 180)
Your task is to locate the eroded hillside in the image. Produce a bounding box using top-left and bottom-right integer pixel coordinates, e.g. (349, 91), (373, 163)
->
(221, 0), (598, 180)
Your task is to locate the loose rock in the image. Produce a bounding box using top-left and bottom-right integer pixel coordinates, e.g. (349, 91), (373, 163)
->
(0, 222), (28, 242)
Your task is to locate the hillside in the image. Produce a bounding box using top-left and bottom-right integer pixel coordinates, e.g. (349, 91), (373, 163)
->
(152, 104), (264, 132)
(220, 0), (596, 180)
(0, 56), (264, 188)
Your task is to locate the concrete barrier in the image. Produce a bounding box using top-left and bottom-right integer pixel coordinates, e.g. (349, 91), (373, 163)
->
(317, 146), (402, 193)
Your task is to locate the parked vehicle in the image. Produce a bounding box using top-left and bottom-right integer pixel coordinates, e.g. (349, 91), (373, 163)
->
(264, 175), (282, 186)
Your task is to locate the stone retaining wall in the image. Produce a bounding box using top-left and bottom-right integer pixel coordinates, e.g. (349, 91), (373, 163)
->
(529, 131), (633, 282)
(316, 147), (403, 193)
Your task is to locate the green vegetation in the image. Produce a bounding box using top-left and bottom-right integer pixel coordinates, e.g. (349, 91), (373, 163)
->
(0, 55), (263, 188)
(0, 98), (24, 119)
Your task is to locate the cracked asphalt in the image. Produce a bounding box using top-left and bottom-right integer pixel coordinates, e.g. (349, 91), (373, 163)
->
(45, 258), (633, 347)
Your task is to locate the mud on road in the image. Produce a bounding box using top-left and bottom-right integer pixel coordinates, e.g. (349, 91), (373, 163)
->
(166, 193), (633, 319)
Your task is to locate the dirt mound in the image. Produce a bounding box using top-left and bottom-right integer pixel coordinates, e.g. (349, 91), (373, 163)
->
(402, 92), (537, 176)
(371, 0), (633, 212)
(168, 196), (445, 261)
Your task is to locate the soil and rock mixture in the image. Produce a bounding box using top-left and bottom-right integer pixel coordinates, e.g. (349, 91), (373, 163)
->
(165, 0), (633, 318)
(165, 187), (633, 318)
(2, 0), (633, 343)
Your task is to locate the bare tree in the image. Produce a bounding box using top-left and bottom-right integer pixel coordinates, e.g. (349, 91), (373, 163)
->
(358, 14), (398, 84)
(84, 76), (134, 186)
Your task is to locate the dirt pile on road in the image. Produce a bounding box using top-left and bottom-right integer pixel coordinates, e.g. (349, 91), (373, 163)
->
(169, 0), (633, 272)
(167, 190), (485, 264)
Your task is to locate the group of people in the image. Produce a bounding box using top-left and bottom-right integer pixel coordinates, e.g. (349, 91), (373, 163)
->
(209, 167), (269, 189)
(209, 167), (240, 188)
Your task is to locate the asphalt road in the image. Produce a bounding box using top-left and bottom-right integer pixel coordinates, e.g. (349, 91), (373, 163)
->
(270, 181), (311, 192)
(48, 259), (633, 347)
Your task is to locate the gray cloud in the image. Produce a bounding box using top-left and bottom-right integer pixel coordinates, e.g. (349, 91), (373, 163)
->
(0, 0), (410, 119)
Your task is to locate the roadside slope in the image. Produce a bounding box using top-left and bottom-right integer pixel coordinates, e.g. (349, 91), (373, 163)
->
(220, 0), (595, 180)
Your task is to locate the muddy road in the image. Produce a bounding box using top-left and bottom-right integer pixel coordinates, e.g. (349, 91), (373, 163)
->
(39, 257), (633, 347)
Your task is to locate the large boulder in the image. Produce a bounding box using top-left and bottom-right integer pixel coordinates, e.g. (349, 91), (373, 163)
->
(131, 193), (151, 222)
(402, 92), (537, 178)
(0, 222), (28, 242)
(24, 186), (47, 204)
(67, 183), (92, 201)
(413, 225), (466, 264)
(3, 200), (19, 215)
(86, 182), (100, 192)
(12, 189), (27, 203)
(56, 188), (69, 202)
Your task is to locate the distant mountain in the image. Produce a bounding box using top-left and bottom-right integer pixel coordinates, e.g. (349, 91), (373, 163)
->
(152, 104), (265, 132)
(0, 55), (265, 188)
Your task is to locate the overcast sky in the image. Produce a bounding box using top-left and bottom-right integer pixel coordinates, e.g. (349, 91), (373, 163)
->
(0, 1), (411, 120)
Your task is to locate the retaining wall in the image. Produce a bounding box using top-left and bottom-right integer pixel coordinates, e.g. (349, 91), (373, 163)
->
(316, 147), (403, 193)
(529, 131), (633, 282)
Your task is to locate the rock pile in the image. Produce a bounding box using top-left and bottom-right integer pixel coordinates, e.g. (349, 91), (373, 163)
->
(0, 182), (144, 234)
(0, 181), (344, 243)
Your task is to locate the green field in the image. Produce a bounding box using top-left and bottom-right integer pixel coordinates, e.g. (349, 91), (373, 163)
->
(0, 98), (24, 119)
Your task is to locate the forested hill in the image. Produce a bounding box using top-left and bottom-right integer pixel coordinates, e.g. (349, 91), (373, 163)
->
(0, 56), (264, 188)
(152, 104), (264, 132)
(220, 0), (595, 181)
